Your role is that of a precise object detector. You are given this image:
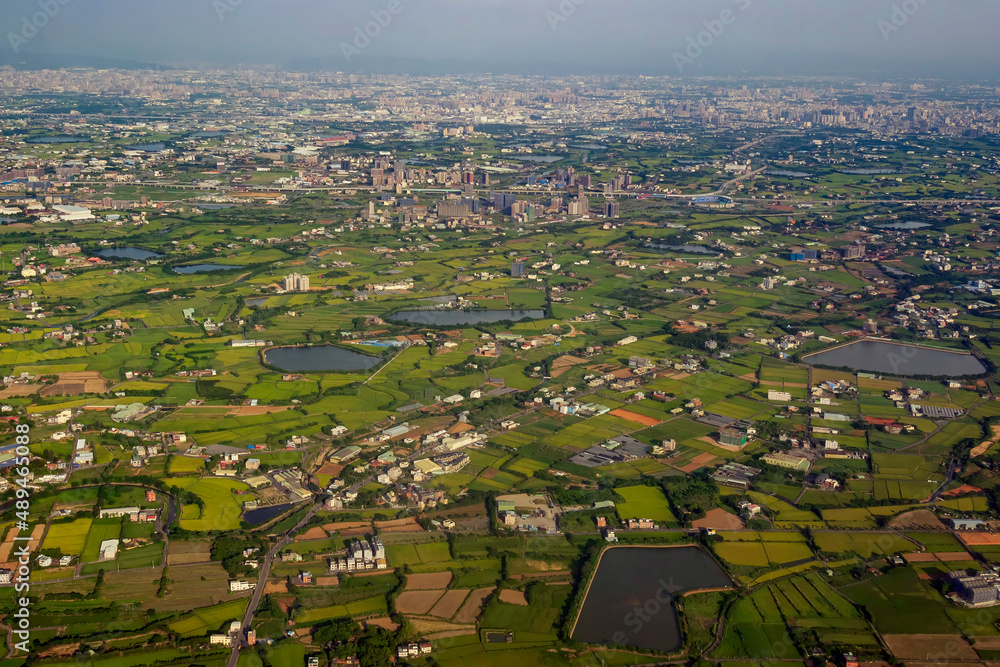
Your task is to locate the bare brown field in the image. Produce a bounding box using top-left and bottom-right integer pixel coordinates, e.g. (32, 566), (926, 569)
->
(902, 552), (937, 563)
(609, 409), (661, 427)
(958, 532), (1000, 546)
(323, 521), (370, 535)
(936, 552), (973, 561)
(0, 384), (40, 398)
(364, 617), (400, 632)
(454, 587), (494, 624)
(234, 405), (291, 416)
(38, 371), (108, 397)
(0, 526), (23, 565)
(316, 462), (344, 477)
(315, 577), (339, 586)
(428, 589), (470, 619)
(410, 618), (476, 637)
(166, 541), (212, 565)
(691, 508), (744, 531)
(889, 509), (947, 530)
(396, 590), (445, 615)
(263, 581), (289, 595)
(374, 517), (423, 533)
(940, 484), (984, 498)
(519, 560), (564, 572)
(678, 452), (720, 473)
(297, 526), (328, 541)
(972, 636), (1000, 650)
(405, 572), (453, 590)
(971, 425), (1000, 457)
(883, 635), (977, 661)
(551, 355), (588, 378)
(498, 589), (528, 606)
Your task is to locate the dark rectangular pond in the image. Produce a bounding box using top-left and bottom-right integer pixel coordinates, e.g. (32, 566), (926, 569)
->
(804, 340), (987, 377)
(390, 309), (544, 326)
(27, 135), (91, 143)
(243, 503), (293, 525)
(264, 345), (382, 372)
(509, 155), (564, 163)
(97, 247), (163, 260)
(173, 264), (245, 274)
(877, 221), (931, 230)
(126, 143), (166, 152)
(839, 168), (903, 174)
(572, 546), (733, 652)
(767, 169), (811, 177)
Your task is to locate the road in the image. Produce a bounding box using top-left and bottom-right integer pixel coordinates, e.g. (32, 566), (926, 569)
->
(226, 504), (319, 667)
(362, 342), (410, 386)
(927, 458), (960, 503)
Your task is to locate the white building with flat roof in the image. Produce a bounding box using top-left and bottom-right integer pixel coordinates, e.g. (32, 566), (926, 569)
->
(99, 539), (119, 561)
(52, 205), (96, 222)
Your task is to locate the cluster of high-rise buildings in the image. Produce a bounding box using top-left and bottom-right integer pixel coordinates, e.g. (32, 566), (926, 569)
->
(283, 273), (310, 292)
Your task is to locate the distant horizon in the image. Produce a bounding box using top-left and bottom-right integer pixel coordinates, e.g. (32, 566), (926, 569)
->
(1, 0), (998, 79)
(2, 52), (999, 84)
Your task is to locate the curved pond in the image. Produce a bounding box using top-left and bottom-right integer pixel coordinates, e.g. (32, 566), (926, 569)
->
(572, 546), (733, 652)
(264, 345), (382, 372)
(390, 309), (544, 326)
(804, 340), (987, 377)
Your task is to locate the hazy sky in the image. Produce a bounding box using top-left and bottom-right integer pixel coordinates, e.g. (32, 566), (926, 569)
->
(2, 0), (998, 77)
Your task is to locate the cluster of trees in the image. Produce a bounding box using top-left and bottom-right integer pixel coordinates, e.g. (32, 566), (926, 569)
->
(662, 471), (718, 521)
(211, 535), (267, 578)
(663, 324), (731, 352)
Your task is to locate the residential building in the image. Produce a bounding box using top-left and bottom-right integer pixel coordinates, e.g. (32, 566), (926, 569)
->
(719, 428), (748, 448)
(283, 273), (310, 292)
